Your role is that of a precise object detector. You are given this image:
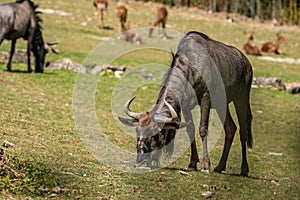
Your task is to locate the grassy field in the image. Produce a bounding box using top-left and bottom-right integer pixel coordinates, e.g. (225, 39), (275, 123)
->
(0, 0), (299, 199)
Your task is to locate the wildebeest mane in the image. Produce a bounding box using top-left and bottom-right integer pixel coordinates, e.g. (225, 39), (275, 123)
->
(16, 0), (43, 29)
(186, 31), (210, 40)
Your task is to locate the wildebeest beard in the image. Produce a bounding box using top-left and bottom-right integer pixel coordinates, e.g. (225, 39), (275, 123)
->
(135, 128), (176, 169)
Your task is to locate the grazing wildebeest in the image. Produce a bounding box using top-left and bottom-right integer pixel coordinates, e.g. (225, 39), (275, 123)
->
(0, 0), (52, 73)
(117, 3), (128, 33)
(261, 33), (286, 54)
(119, 31), (253, 176)
(149, 6), (168, 38)
(93, 0), (108, 28)
(243, 33), (262, 56)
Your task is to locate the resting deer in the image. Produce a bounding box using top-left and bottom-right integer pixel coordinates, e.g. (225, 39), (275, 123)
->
(117, 3), (128, 32)
(120, 22), (143, 45)
(243, 33), (262, 56)
(149, 6), (168, 37)
(261, 33), (286, 54)
(93, 0), (108, 28)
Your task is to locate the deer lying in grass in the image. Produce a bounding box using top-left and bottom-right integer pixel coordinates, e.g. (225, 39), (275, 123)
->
(243, 33), (262, 56)
(261, 33), (286, 54)
(93, 0), (108, 28)
(120, 23), (143, 45)
(149, 6), (168, 37)
(117, 3), (128, 32)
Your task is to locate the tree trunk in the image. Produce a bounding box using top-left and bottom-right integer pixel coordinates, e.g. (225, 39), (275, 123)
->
(289, 0), (294, 24)
(256, 0), (261, 20)
(293, 0), (298, 25)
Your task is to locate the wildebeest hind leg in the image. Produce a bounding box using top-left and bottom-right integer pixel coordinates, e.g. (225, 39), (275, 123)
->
(183, 110), (199, 171)
(234, 99), (251, 176)
(214, 106), (237, 173)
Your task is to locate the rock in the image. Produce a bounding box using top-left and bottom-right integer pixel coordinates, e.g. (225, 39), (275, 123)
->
(252, 77), (286, 90)
(47, 58), (86, 73)
(3, 140), (14, 148)
(201, 191), (213, 198)
(268, 152), (283, 156)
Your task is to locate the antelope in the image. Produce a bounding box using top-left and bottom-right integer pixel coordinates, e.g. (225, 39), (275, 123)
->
(93, 0), (108, 28)
(149, 6), (168, 37)
(117, 3), (128, 32)
(261, 33), (286, 54)
(243, 33), (262, 56)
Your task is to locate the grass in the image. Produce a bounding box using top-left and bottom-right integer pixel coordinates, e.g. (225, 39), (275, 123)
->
(0, 0), (299, 199)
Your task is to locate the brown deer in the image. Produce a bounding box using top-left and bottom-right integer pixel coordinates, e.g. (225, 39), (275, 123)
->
(243, 33), (262, 56)
(121, 22), (143, 45)
(149, 6), (168, 37)
(117, 3), (128, 33)
(93, 0), (108, 28)
(261, 33), (286, 54)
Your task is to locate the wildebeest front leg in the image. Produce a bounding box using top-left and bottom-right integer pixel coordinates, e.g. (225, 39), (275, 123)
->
(7, 39), (16, 72)
(183, 110), (199, 171)
(27, 29), (35, 73)
(200, 98), (211, 173)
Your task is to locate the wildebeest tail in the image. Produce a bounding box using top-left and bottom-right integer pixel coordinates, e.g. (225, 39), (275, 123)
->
(247, 104), (253, 149)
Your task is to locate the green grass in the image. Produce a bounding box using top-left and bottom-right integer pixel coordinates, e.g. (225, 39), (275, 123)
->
(0, 0), (299, 199)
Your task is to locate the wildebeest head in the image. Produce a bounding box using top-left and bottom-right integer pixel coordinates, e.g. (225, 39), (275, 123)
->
(32, 38), (59, 73)
(118, 96), (186, 169)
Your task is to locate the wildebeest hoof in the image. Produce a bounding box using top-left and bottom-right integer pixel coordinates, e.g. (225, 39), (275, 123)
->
(213, 166), (225, 173)
(201, 169), (210, 173)
(186, 167), (197, 171)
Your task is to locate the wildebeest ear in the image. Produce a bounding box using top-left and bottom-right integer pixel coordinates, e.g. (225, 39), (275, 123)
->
(118, 116), (138, 127)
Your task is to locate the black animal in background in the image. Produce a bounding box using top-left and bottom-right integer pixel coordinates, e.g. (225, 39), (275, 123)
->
(0, 0), (56, 73)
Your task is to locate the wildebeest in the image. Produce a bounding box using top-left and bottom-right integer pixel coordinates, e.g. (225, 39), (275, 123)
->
(149, 6), (168, 38)
(0, 0), (54, 73)
(117, 3), (128, 33)
(119, 31), (253, 176)
(243, 33), (262, 56)
(261, 33), (286, 54)
(93, 0), (108, 28)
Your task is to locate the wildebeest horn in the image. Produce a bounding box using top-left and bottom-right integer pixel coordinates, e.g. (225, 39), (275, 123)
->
(47, 36), (60, 46)
(163, 99), (178, 120)
(124, 96), (142, 119)
(153, 99), (179, 124)
(44, 40), (60, 54)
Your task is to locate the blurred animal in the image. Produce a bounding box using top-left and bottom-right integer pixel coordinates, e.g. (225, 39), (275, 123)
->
(117, 3), (128, 32)
(243, 33), (262, 56)
(149, 6), (168, 37)
(119, 31), (253, 176)
(121, 23), (143, 45)
(0, 0), (57, 73)
(93, 0), (108, 28)
(226, 15), (234, 23)
(261, 33), (286, 54)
